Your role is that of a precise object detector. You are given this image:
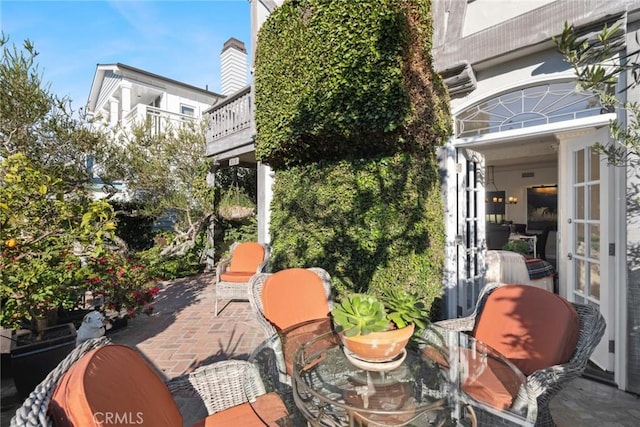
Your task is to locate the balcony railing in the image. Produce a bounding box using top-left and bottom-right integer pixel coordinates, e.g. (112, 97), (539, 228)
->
(206, 85), (252, 142)
(123, 105), (195, 136)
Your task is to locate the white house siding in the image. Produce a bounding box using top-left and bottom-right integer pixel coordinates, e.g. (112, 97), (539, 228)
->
(95, 71), (121, 115)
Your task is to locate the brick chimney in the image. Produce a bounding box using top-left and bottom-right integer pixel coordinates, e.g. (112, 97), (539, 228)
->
(221, 38), (248, 96)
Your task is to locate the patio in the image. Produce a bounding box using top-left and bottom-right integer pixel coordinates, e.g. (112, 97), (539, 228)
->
(2, 272), (639, 426)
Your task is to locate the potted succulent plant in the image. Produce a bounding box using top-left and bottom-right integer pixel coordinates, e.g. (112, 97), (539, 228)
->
(331, 289), (430, 363)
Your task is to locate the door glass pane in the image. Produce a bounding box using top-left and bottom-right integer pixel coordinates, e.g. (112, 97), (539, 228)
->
(590, 263), (601, 299)
(576, 259), (586, 293)
(576, 149), (585, 183)
(589, 184), (600, 220)
(590, 224), (600, 260)
(576, 223), (586, 256)
(590, 147), (600, 181)
(575, 187), (585, 219)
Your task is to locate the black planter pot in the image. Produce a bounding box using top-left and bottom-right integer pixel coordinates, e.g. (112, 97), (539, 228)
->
(10, 323), (77, 398)
(105, 316), (128, 334)
(56, 308), (93, 329)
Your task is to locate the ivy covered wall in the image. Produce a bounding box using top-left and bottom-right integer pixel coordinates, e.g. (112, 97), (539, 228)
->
(254, 0), (451, 305)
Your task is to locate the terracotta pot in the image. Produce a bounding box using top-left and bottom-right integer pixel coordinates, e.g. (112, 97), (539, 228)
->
(339, 324), (414, 362)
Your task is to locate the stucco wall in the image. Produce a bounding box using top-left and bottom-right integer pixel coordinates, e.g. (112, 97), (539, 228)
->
(624, 17), (640, 395)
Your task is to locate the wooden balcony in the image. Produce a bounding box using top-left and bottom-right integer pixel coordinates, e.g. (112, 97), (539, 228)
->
(205, 85), (256, 164)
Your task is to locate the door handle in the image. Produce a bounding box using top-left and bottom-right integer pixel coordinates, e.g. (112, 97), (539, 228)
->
(567, 253), (573, 260)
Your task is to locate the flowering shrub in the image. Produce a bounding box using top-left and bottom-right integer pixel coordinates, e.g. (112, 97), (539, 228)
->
(83, 251), (160, 319)
(0, 154), (116, 330)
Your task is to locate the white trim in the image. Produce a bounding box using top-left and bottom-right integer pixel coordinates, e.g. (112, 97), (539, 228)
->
(614, 160), (627, 389)
(452, 74), (576, 116)
(613, 59), (628, 389)
(450, 114), (616, 148)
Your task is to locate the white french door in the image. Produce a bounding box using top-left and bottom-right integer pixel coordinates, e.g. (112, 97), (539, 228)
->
(441, 146), (485, 319)
(456, 148), (485, 317)
(564, 128), (614, 371)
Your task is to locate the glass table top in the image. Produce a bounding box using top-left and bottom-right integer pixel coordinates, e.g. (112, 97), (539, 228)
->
(290, 324), (537, 427)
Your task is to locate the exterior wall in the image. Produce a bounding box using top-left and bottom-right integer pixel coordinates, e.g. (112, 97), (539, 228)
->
(450, 49), (573, 112)
(463, 0), (555, 37)
(432, 0), (632, 73)
(624, 16), (640, 395)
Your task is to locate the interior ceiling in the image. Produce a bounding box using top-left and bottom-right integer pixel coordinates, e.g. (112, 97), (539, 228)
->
(472, 135), (558, 169)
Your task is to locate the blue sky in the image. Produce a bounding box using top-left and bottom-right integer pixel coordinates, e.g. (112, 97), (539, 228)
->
(1, 0), (251, 112)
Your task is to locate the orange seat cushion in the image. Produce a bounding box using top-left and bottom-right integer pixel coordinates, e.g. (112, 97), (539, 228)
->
(228, 242), (265, 273)
(463, 353), (522, 409)
(261, 268), (330, 331)
(49, 345), (182, 427)
(422, 346), (522, 409)
(220, 271), (256, 283)
(192, 392), (288, 427)
(472, 284), (580, 376)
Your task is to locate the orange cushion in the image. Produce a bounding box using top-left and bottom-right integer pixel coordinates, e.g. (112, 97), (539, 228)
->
(49, 345), (182, 427)
(261, 268), (330, 331)
(192, 392), (288, 427)
(472, 284), (580, 376)
(228, 243), (265, 273)
(422, 346), (521, 409)
(220, 271), (255, 283)
(463, 353), (522, 409)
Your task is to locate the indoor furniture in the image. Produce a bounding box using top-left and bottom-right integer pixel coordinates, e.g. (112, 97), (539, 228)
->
(214, 241), (270, 316)
(486, 250), (554, 292)
(513, 223), (527, 234)
(436, 282), (606, 427)
(486, 223), (511, 250)
(287, 325), (537, 426)
(11, 337), (292, 427)
(537, 227), (558, 271)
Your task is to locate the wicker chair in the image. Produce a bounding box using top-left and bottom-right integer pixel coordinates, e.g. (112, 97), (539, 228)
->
(248, 267), (333, 382)
(214, 241), (270, 316)
(11, 337), (109, 427)
(436, 282), (606, 427)
(10, 337), (290, 427)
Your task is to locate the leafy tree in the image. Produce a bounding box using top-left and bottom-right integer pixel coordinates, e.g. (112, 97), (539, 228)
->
(0, 154), (116, 330)
(0, 33), (108, 189)
(0, 35), (120, 330)
(99, 119), (217, 258)
(554, 21), (640, 165)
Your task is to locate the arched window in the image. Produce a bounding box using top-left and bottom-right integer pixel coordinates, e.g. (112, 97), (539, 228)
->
(455, 81), (605, 138)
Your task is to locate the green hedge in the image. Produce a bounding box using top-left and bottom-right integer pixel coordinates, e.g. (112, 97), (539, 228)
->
(269, 152), (445, 305)
(255, 0), (450, 170)
(256, 0), (451, 310)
